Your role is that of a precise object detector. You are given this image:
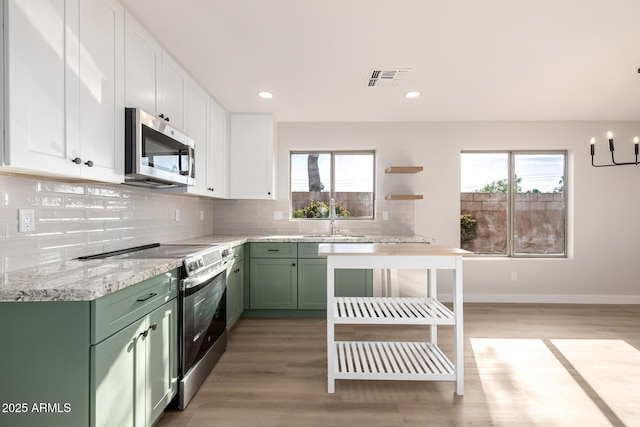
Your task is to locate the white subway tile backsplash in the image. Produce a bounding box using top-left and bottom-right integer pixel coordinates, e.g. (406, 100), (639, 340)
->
(211, 199), (415, 236)
(0, 174), (215, 273)
(39, 233), (87, 250)
(36, 182), (85, 194)
(39, 209), (86, 222)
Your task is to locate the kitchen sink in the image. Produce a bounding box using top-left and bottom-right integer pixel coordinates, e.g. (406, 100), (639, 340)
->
(304, 234), (367, 239)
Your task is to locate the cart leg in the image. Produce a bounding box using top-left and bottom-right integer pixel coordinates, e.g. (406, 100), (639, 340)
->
(428, 269), (437, 345)
(327, 258), (336, 394)
(453, 257), (464, 395)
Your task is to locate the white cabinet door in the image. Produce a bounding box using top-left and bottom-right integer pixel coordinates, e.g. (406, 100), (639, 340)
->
(3, 0), (124, 183)
(78, 0), (125, 183)
(160, 52), (186, 131)
(207, 97), (229, 198)
(124, 12), (161, 114)
(3, 0), (80, 177)
(229, 114), (275, 199)
(184, 78), (209, 195)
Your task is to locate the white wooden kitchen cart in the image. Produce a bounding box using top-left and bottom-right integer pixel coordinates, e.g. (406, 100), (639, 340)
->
(318, 243), (472, 395)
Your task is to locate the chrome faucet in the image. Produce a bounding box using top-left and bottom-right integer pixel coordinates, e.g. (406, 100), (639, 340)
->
(329, 198), (336, 235)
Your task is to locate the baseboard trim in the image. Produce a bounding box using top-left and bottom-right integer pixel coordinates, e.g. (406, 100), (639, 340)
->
(437, 293), (640, 304)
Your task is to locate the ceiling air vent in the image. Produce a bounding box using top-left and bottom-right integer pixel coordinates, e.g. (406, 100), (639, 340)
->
(366, 68), (411, 87)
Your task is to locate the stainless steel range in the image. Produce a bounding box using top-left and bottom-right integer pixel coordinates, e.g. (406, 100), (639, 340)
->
(80, 243), (232, 409)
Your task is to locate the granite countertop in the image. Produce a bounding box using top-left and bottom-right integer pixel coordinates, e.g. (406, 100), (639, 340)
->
(0, 258), (183, 302)
(0, 234), (433, 303)
(168, 234), (435, 246)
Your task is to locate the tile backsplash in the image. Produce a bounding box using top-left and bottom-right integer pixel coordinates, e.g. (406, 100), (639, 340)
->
(212, 199), (415, 236)
(0, 174), (214, 273)
(0, 174), (417, 273)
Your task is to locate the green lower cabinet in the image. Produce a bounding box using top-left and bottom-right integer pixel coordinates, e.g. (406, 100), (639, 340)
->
(250, 258), (298, 309)
(298, 258), (373, 309)
(92, 298), (177, 427)
(92, 317), (146, 427)
(0, 270), (178, 427)
(0, 302), (91, 427)
(297, 259), (327, 309)
(227, 255), (245, 329)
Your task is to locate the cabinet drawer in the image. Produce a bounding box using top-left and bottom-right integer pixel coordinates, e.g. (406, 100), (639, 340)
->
(250, 242), (297, 258)
(91, 269), (178, 344)
(230, 244), (245, 263)
(298, 242), (321, 258)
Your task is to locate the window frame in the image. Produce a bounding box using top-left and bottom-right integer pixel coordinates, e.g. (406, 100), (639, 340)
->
(461, 149), (568, 258)
(290, 150), (376, 220)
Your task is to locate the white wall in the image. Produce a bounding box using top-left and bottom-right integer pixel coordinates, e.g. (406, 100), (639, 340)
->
(278, 121), (640, 303)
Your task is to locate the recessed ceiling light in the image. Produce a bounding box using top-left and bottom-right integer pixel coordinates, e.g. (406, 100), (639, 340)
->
(258, 91), (273, 99)
(405, 91), (421, 99)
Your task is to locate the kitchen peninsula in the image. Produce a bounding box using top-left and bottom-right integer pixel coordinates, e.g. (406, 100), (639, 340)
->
(319, 243), (472, 394)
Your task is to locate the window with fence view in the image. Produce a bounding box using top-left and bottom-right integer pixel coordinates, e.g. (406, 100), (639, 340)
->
(460, 151), (566, 257)
(291, 151), (375, 219)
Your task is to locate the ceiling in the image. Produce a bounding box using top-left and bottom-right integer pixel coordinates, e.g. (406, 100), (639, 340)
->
(121, 0), (640, 122)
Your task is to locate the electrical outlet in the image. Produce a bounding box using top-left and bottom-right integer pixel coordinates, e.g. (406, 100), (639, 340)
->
(175, 209), (180, 221)
(273, 211), (283, 220)
(19, 209), (35, 232)
(511, 272), (518, 281)
(382, 211), (390, 221)
(200, 210), (204, 221)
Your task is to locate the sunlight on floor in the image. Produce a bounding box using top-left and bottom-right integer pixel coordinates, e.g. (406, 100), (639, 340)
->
(471, 338), (611, 426)
(551, 339), (640, 426)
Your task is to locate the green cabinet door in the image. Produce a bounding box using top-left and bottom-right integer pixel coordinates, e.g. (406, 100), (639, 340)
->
(297, 258), (328, 309)
(146, 298), (178, 426)
(297, 257), (374, 309)
(91, 298), (177, 427)
(92, 317), (146, 427)
(227, 257), (245, 329)
(250, 258), (297, 309)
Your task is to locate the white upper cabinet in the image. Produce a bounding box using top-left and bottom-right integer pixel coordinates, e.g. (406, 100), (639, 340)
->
(159, 52), (187, 131)
(184, 78), (209, 195)
(124, 13), (188, 133)
(124, 12), (161, 114)
(229, 114), (276, 200)
(77, 0), (125, 183)
(2, 0), (124, 183)
(207, 98), (229, 198)
(3, 0), (80, 177)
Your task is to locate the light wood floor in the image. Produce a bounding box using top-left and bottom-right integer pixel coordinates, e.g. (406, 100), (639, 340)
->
(156, 304), (640, 427)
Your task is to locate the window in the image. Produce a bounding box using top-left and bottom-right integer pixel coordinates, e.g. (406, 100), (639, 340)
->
(291, 151), (375, 219)
(460, 151), (566, 257)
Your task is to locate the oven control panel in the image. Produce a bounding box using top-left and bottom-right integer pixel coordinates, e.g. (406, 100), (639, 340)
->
(182, 244), (229, 277)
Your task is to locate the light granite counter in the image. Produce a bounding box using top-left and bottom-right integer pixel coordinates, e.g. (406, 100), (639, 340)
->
(0, 234), (433, 302)
(167, 234), (435, 246)
(0, 258), (182, 302)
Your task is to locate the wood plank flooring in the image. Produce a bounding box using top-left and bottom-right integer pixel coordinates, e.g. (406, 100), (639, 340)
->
(156, 304), (640, 427)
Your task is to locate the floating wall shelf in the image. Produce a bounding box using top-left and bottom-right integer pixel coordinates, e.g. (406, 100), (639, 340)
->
(385, 166), (423, 200)
(385, 166), (423, 174)
(385, 195), (424, 200)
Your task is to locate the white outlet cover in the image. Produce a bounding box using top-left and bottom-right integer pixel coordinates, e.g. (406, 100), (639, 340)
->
(273, 211), (283, 220)
(19, 209), (35, 232)
(175, 210), (180, 221)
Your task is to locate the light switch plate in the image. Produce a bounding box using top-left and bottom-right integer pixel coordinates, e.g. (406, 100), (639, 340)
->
(273, 211), (283, 220)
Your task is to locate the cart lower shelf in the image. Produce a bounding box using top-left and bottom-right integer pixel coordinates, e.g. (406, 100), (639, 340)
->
(332, 341), (455, 381)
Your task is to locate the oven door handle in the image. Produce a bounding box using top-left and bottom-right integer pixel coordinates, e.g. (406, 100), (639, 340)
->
(181, 263), (228, 291)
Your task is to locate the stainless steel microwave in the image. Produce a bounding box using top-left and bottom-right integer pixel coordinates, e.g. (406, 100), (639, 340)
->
(124, 108), (195, 188)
